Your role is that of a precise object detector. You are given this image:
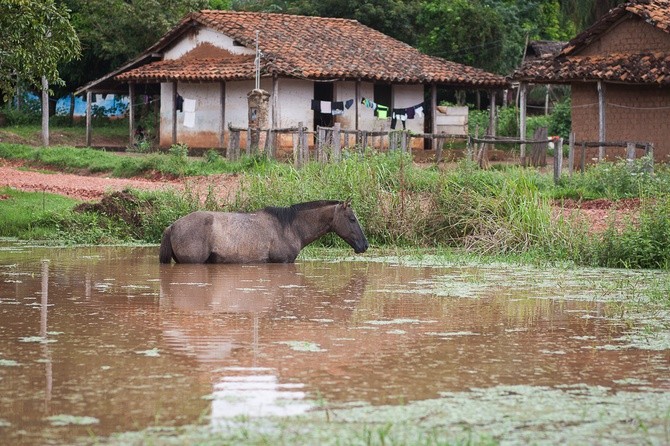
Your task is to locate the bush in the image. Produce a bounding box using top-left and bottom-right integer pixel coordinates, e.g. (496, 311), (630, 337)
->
(548, 97), (571, 140)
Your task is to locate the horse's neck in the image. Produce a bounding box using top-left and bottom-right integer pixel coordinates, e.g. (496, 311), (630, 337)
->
(292, 206), (334, 248)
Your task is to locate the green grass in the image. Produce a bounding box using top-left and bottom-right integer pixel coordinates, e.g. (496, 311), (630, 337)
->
(2, 146), (670, 269)
(0, 142), (274, 178)
(0, 187), (80, 239)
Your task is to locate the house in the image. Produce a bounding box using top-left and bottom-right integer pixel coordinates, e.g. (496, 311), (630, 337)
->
(512, 0), (670, 163)
(76, 10), (508, 151)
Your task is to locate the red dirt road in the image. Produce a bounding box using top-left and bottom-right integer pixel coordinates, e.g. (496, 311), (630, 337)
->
(0, 160), (240, 203)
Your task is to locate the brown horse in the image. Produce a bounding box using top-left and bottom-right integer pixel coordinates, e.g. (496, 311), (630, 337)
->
(159, 200), (368, 264)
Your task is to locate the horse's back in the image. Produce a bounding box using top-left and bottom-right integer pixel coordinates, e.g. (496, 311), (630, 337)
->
(169, 211), (279, 263)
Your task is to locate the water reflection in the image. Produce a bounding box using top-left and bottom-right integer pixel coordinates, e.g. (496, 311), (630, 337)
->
(0, 245), (668, 445)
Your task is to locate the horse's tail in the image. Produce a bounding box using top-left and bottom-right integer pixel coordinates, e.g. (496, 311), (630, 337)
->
(159, 225), (174, 264)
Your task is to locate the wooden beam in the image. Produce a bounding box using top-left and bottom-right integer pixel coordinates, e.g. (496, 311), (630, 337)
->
(128, 83), (135, 146)
(172, 81), (177, 145)
(430, 83), (437, 149)
(220, 81), (226, 148)
(355, 79), (361, 131)
(519, 83), (528, 166)
(488, 90), (496, 137)
(597, 80), (606, 161)
(272, 75), (278, 130)
(41, 76), (49, 147)
(86, 90), (92, 147)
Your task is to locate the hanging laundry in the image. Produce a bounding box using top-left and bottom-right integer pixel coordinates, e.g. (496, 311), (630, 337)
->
(331, 101), (344, 115)
(345, 99), (354, 109)
(414, 105), (424, 118)
(375, 105), (389, 119)
(406, 107), (416, 119)
(320, 101), (332, 114)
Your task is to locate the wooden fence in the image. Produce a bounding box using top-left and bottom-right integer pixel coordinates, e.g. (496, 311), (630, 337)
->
(227, 124), (653, 182)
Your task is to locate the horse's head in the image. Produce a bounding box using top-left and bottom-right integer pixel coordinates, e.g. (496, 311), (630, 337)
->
(332, 201), (369, 254)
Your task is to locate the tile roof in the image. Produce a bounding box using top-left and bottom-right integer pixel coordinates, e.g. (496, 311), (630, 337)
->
(115, 10), (508, 88)
(513, 52), (670, 84)
(511, 0), (670, 84)
(561, 0), (670, 56)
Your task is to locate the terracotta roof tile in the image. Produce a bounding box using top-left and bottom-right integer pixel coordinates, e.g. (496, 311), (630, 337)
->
(512, 1), (670, 84)
(512, 52), (670, 84)
(116, 10), (508, 88)
(561, 0), (670, 56)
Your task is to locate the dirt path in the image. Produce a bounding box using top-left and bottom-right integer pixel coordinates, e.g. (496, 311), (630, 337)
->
(0, 159), (241, 202)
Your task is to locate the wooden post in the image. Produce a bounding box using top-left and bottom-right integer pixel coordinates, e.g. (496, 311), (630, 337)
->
(220, 81), (226, 148)
(300, 124), (308, 164)
(41, 76), (49, 147)
(85, 90), (92, 147)
(646, 143), (654, 173)
(361, 130), (368, 153)
(265, 130), (275, 159)
(626, 142), (635, 166)
(568, 132), (575, 176)
(488, 90), (496, 138)
(431, 83), (437, 150)
(172, 82), (178, 146)
(295, 121), (305, 167)
(355, 79), (361, 131)
(332, 122), (341, 162)
(128, 83), (135, 146)
(597, 81), (606, 161)
(228, 130), (240, 160)
(581, 142), (586, 174)
(466, 136), (473, 162)
(401, 131), (408, 154)
(272, 75), (278, 130)
(519, 83), (528, 166)
(553, 137), (563, 184)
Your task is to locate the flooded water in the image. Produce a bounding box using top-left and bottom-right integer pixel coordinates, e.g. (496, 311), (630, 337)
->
(0, 244), (669, 444)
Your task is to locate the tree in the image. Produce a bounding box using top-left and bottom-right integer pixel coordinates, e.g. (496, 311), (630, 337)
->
(0, 0), (80, 102)
(418, 0), (508, 73)
(232, 0), (421, 45)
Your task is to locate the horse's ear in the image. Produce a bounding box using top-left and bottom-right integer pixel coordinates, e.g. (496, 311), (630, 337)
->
(344, 198), (352, 207)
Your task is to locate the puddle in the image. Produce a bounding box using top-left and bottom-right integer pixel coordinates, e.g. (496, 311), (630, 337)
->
(0, 244), (668, 444)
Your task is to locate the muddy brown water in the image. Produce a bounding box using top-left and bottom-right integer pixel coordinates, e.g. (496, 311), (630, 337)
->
(0, 244), (668, 444)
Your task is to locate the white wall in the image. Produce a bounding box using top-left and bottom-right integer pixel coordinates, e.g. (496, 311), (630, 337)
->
(160, 82), (224, 148)
(165, 28), (254, 60)
(275, 78), (314, 129)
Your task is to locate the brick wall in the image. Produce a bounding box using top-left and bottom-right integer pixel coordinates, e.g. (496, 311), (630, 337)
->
(579, 17), (670, 56)
(571, 83), (670, 163)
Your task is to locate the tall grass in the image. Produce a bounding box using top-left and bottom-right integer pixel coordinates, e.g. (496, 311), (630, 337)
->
(4, 147), (670, 269)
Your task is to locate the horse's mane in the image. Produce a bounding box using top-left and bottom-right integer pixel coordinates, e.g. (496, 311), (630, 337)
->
(262, 200), (342, 226)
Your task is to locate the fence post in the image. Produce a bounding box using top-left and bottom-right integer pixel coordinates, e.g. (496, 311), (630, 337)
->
(646, 143), (654, 173)
(333, 123), (341, 162)
(265, 130), (275, 159)
(626, 142), (635, 167)
(228, 130), (240, 161)
(401, 131), (408, 154)
(296, 122), (306, 167)
(568, 132), (575, 176)
(301, 124), (308, 164)
(466, 136), (474, 162)
(581, 142), (586, 175)
(553, 138), (563, 184)
(360, 130), (368, 153)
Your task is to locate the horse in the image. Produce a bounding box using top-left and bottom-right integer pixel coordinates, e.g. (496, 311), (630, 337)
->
(159, 200), (369, 264)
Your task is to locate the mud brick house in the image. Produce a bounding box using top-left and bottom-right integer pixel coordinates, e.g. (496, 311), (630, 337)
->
(512, 0), (670, 163)
(76, 10), (507, 150)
